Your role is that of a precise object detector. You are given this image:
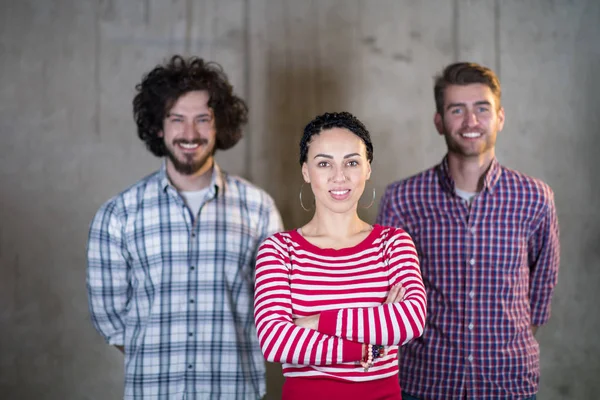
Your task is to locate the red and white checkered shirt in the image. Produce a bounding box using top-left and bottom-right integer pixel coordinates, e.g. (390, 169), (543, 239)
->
(377, 156), (560, 399)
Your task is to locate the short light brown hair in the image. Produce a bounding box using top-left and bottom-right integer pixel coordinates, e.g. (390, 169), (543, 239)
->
(434, 62), (501, 115)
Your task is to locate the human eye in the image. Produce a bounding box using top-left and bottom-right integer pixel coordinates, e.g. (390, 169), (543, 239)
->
(347, 160), (359, 167)
(317, 161), (329, 168)
(450, 108), (462, 115)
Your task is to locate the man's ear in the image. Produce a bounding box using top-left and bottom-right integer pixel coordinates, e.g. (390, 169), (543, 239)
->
(497, 106), (505, 132)
(434, 112), (444, 135)
(301, 163), (310, 183)
(158, 130), (164, 138)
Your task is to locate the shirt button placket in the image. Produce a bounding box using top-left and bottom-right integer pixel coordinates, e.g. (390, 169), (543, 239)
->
(186, 297), (195, 376)
(466, 225), (476, 387)
(186, 221), (198, 381)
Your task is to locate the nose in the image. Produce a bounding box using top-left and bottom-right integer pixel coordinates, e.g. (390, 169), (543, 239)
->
(181, 121), (200, 140)
(331, 167), (347, 183)
(464, 110), (478, 128)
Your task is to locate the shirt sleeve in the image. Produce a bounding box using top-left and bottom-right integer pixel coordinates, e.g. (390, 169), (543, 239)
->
(86, 201), (131, 346)
(317, 229), (427, 346)
(528, 190), (560, 326)
(254, 235), (363, 366)
(258, 194), (285, 243)
(376, 185), (404, 227)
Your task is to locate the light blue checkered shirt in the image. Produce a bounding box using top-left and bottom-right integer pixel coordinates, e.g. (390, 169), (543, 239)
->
(87, 162), (283, 399)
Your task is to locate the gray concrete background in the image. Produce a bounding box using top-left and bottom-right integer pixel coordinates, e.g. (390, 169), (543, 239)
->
(1, 0), (598, 398)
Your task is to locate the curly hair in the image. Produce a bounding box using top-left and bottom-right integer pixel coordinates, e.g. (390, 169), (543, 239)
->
(133, 55), (248, 157)
(299, 112), (373, 166)
(434, 62), (502, 115)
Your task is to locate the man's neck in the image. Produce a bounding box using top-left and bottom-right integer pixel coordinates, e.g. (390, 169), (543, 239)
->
(447, 151), (494, 193)
(166, 158), (214, 191)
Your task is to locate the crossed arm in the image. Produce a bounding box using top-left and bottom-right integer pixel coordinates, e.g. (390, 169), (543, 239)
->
(294, 284), (407, 330)
(253, 232), (426, 366)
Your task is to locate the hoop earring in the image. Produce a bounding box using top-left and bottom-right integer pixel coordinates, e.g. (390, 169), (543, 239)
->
(299, 183), (314, 212)
(360, 187), (376, 209)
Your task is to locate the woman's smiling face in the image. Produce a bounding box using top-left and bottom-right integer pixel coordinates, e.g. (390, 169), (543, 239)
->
(302, 127), (371, 215)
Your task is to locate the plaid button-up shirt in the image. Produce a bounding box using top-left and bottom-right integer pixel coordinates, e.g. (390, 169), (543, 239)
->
(377, 156), (560, 399)
(87, 162), (283, 399)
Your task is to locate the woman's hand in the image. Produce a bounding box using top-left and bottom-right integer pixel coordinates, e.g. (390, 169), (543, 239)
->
(384, 283), (406, 304)
(360, 285), (404, 367)
(293, 314), (320, 330)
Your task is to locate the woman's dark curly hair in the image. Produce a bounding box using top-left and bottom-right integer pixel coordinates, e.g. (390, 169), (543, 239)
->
(133, 55), (248, 157)
(299, 112), (374, 165)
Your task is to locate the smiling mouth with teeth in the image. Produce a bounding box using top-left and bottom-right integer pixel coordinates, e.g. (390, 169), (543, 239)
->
(330, 190), (350, 195)
(178, 142), (201, 149)
(460, 132), (482, 138)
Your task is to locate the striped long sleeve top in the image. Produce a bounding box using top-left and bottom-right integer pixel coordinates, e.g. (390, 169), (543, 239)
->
(253, 224), (426, 381)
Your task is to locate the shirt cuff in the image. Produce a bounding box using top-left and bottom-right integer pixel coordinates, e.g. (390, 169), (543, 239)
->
(317, 309), (339, 336)
(106, 333), (125, 346)
(342, 341), (363, 363)
(530, 308), (550, 326)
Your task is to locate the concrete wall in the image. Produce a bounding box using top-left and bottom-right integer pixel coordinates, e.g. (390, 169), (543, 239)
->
(1, 0), (598, 398)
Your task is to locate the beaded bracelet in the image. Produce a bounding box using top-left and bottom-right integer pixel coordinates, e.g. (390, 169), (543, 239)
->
(360, 344), (385, 372)
(372, 344), (384, 359)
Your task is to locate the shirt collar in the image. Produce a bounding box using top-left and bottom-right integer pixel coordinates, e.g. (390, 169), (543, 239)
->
(437, 154), (502, 196)
(159, 160), (225, 197)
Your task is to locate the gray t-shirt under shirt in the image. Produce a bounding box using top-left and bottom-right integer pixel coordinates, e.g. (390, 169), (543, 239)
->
(455, 187), (478, 205)
(180, 187), (210, 216)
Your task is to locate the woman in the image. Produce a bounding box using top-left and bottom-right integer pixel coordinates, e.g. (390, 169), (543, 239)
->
(254, 112), (426, 399)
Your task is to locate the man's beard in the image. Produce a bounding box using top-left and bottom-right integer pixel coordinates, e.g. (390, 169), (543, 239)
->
(166, 139), (213, 175)
(443, 126), (496, 158)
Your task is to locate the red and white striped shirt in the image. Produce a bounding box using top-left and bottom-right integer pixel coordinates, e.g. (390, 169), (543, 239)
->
(254, 225), (426, 382)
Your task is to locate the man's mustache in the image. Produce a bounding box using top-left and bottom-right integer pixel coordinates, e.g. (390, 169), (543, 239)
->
(173, 138), (209, 146)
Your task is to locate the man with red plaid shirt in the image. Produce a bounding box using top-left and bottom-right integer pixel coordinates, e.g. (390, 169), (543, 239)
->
(377, 62), (560, 400)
